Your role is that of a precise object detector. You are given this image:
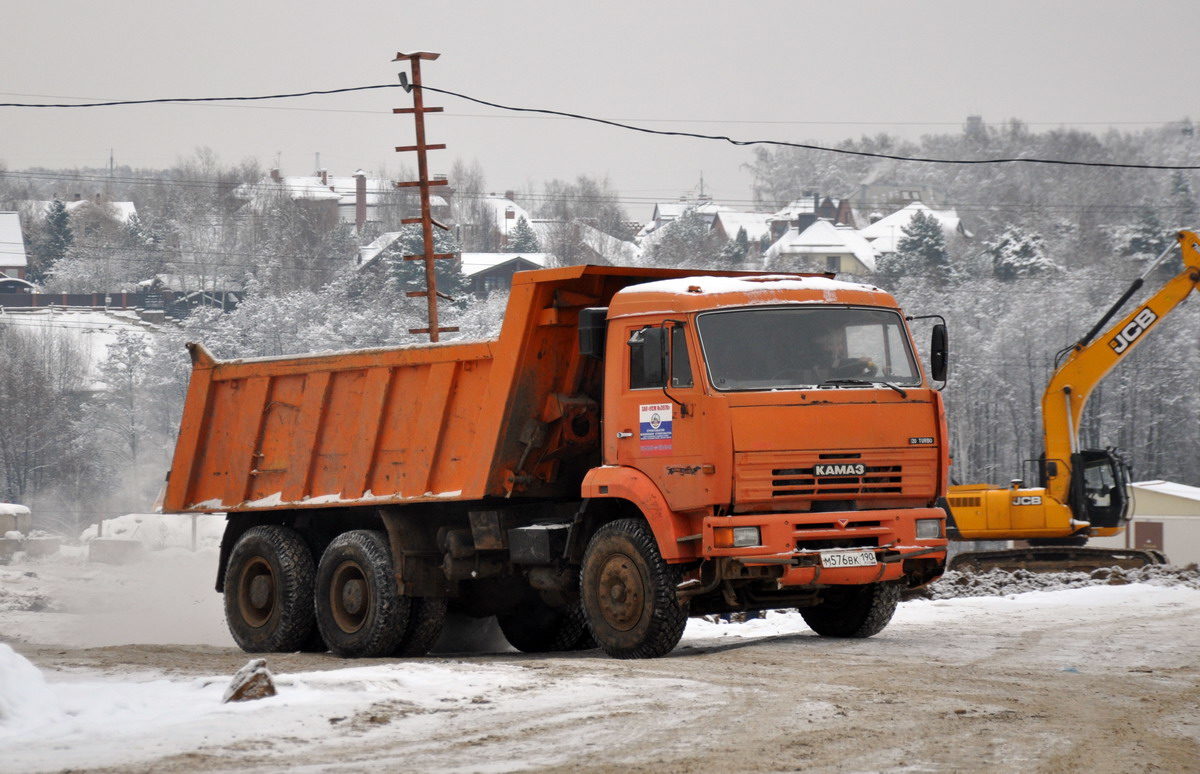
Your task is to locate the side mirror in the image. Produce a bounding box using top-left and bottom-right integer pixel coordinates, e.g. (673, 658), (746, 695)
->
(930, 323), (948, 382)
(578, 307), (608, 359)
(629, 327), (666, 387)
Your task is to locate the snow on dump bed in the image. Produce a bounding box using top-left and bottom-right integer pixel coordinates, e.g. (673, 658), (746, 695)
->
(620, 274), (881, 296)
(909, 564), (1200, 600)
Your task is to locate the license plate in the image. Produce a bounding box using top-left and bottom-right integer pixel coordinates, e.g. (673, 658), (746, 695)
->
(819, 549), (878, 568)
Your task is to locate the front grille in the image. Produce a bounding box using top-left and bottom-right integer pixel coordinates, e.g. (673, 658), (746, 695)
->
(733, 447), (938, 510)
(772, 465), (903, 496)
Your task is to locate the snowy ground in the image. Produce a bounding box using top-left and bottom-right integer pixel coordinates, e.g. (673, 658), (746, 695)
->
(2, 548), (1199, 773)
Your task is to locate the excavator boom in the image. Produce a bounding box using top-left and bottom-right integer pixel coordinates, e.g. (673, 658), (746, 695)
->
(947, 230), (1200, 571)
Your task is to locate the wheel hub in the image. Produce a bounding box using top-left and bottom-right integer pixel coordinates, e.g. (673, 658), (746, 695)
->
(341, 579), (366, 615)
(330, 561), (370, 633)
(237, 557), (275, 628)
(597, 553), (644, 632)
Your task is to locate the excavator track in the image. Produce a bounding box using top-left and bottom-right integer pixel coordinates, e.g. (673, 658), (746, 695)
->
(949, 546), (1169, 574)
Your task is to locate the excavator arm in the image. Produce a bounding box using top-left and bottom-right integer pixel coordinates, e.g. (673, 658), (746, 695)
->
(1041, 230), (1200, 507)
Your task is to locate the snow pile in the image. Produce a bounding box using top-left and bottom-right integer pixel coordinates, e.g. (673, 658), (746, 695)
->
(0, 644), (65, 734)
(79, 513), (225, 551)
(0, 588), (51, 613)
(914, 564), (1200, 600)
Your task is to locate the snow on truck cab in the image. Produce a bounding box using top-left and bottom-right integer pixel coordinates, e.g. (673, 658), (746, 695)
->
(164, 265), (950, 659)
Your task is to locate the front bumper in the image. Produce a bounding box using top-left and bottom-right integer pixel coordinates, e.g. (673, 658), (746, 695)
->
(700, 507), (948, 586)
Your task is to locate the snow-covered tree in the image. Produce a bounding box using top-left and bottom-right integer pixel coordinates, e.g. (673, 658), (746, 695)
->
(985, 226), (1060, 280)
(645, 208), (720, 268)
(718, 227), (750, 267)
(878, 210), (953, 283)
(28, 198), (73, 283)
(506, 216), (540, 253)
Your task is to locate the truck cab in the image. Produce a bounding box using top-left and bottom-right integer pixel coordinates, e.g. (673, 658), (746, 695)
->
(580, 275), (949, 615)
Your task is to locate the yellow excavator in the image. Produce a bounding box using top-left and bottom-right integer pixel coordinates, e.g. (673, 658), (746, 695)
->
(946, 229), (1200, 572)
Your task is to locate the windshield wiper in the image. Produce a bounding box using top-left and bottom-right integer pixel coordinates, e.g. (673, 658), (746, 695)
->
(820, 378), (908, 398)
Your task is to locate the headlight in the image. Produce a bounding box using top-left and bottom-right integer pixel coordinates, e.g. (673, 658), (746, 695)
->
(916, 518), (942, 539)
(714, 526), (762, 548)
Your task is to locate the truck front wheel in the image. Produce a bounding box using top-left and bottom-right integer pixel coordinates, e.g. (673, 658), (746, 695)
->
(224, 525), (317, 653)
(799, 581), (901, 638)
(580, 518), (688, 659)
(315, 530), (410, 657)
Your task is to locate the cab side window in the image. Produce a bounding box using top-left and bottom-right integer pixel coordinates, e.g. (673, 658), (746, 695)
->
(670, 327), (693, 388)
(629, 326), (693, 389)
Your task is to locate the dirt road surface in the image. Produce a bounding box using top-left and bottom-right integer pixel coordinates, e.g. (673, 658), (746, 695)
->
(2, 550), (1198, 773)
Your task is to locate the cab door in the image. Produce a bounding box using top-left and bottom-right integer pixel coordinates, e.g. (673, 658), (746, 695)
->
(607, 320), (713, 512)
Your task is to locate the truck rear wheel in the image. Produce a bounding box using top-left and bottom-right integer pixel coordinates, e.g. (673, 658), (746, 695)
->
(799, 581), (901, 638)
(580, 518), (688, 659)
(223, 525), (317, 653)
(497, 593), (587, 653)
(315, 530), (410, 658)
(393, 596), (448, 657)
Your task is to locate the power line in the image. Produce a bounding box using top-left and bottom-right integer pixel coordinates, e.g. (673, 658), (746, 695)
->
(410, 82), (1200, 171)
(0, 91), (1192, 128)
(2, 81), (1197, 170)
(0, 84), (398, 109)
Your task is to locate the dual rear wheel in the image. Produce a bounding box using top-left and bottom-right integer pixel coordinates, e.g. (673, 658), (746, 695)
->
(224, 527), (445, 657)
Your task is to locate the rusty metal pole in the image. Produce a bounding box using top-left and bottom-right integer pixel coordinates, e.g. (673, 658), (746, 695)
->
(393, 51), (457, 342)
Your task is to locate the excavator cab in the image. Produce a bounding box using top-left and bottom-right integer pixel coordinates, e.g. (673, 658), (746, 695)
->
(1069, 449), (1132, 532)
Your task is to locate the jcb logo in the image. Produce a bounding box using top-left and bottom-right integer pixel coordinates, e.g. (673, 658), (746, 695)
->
(1012, 496), (1043, 506)
(1109, 307), (1158, 354)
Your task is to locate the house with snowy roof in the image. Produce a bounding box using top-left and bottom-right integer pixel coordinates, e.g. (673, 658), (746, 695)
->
(460, 252), (554, 296)
(235, 168), (442, 232)
(766, 195), (855, 242)
(764, 220), (877, 275)
(711, 211), (773, 245)
(28, 196), (139, 227)
(530, 219), (640, 267)
(637, 200), (734, 241)
(0, 211), (29, 281)
(857, 201), (972, 255)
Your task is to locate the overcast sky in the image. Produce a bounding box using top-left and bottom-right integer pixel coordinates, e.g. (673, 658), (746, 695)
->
(2, 0), (1197, 220)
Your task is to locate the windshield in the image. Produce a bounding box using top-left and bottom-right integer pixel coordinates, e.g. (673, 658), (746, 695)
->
(697, 306), (921, 391)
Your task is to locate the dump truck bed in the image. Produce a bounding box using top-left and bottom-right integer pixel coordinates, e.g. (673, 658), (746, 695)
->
(163, 265), (771, 513)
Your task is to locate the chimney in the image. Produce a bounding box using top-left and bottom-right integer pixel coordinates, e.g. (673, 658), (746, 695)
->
(354, 170), (367, 232)
(270, 168), (282, 183)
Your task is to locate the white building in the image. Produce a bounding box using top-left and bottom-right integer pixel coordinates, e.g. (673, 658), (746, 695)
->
(0, 211), (29, 280)
(857, 201), (971, 255)
(764, 220), (878, 275)
(1089, 480), (1200, 565)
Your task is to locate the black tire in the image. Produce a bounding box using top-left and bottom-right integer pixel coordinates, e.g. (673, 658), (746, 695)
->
(580, 518), (689, 659)
(393, 596), (448, 657)
(497, 592), (588, 653)
(799, 581), (901, 638)
(568, 619), (597, 651)
(315, 530), (410, 658)
(223, 525), (317, 653)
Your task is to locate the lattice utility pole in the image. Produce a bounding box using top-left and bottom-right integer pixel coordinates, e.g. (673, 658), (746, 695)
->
(394, 51), (457, 342)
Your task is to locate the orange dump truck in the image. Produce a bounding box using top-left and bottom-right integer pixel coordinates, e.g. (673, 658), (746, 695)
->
(165, 265), (950, 659)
